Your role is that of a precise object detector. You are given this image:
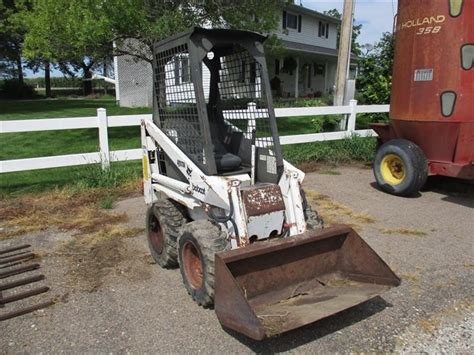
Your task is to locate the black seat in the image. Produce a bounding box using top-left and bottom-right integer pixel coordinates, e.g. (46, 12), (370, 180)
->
(213, 140), (242, 172)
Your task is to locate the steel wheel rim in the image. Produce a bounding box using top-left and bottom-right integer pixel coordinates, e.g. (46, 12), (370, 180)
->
(381, 154), (406, 185)
(182, 241), (203, 290)
(148, 214), (164, 254)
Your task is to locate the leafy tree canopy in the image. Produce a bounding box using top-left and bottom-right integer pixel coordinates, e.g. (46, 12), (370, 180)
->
(357, 32), (394, 105)
(22, 1), (111, 64)
(1, 0), (29, 81)
(22, 0), (285, 64)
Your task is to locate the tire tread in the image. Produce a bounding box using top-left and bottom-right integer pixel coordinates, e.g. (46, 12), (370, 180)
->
(178, 220), (228, 307)
(374, 139), (428, 196)
(147, 198), (187, 268)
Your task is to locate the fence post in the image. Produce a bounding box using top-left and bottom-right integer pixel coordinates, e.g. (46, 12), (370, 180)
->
(347, 99), (358, 133)
(247, 102), (257, 138)
(97, 108), (110, 170)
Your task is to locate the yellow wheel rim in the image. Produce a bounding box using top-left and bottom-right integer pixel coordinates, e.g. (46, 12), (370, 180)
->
(380, 154), (406, 185)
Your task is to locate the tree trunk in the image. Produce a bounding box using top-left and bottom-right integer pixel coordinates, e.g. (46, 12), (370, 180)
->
(83, 66), (93, 96)
(44, 61), (51, 97)
(16, 56), (24, 85)
(157, 62), (167, 109)
(103, 61), (108, 96)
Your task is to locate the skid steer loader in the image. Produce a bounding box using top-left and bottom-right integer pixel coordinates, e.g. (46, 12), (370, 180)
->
(141, 28), (400, 340)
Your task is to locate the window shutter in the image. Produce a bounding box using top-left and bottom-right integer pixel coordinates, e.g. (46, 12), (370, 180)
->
(298, 15), (302, 32)
(275, 59), (280, 75)
(174, 57), (180, 85)
(318, 21), (322, 37)
(182, 57), (189, 83)
(282, 11), (287, 29)
(308, 65), (311, 88)
(239, 60), (246, 83)
(326, 23), (329, 38)
(250, 62), (256, 84)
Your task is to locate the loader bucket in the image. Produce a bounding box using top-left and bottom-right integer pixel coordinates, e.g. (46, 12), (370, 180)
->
(214, 225), (400, 340)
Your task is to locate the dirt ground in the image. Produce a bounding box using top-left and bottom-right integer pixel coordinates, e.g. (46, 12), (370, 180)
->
(1, 166), (473, 353)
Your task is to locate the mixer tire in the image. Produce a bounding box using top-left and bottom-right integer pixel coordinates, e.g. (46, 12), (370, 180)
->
(374, 139), (427, 196)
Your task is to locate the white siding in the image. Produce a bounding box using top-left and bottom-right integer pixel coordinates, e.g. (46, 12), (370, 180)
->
(276, 11), (338, 49)
(116, 54), (153, 108)
(115, 39), (153, 108)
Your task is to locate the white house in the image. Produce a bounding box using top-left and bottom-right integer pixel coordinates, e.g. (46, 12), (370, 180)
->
(112, 3), (355, 107)
(271, 3), (342, 98)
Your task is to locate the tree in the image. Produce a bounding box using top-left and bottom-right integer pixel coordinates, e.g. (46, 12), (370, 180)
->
(357, 32), (394, 105)
(22, 1), (114, 95)
(323, 8), (362, 56)
(26, 57), (52, 97)
(103, 0), (285, 62)
(0, 0), (27, 83)
(22, 0), (285, 96)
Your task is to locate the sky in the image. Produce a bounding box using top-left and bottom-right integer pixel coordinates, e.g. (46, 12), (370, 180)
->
(25, 0), (398, 78)
(304, 0), (398, 45)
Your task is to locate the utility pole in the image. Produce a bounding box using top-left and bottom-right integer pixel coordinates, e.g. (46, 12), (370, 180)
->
(334, 0), (354, 106)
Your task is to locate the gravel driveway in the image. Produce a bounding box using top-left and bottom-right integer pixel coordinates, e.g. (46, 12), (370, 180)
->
(1, 166), (473, 353)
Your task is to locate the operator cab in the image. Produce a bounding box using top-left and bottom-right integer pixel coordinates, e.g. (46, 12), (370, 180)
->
(152, 28), (283, 183)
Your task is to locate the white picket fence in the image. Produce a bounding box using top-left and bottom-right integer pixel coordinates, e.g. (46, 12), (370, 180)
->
(0, 100), (389, 173)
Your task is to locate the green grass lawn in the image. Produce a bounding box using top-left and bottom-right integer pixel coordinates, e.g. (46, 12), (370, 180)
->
(0, 97), (151, 120)
(1, 98), (148, 195)
(1, 97), (375, 195)
(1, 98), (149, 161)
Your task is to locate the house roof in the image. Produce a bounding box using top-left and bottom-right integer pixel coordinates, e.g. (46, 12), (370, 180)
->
(285, 3), (341, 24)
(282, 40), (338, 57)
(282, 40), (359, 60)
(153, 27), (267, 51)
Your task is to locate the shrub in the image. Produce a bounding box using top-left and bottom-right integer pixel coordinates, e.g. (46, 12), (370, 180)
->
(76, 163), (140, 189)
(274, 96), (332, 108)
(0, 79), (37, 99)
(311, 115), (342, 133)
(356, 112), (389, 129)
(283, 135), (377, 165)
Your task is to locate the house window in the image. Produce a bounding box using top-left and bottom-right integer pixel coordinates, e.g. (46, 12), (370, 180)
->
(174, 56), (190, 85)
(287, 13), (298, 29)
(319, 21), (329, 39)
(283, 57), (295, 76)
(313, 63), (325, 76)
(275, 59), (280, 76)
(283, 11), (301, 32)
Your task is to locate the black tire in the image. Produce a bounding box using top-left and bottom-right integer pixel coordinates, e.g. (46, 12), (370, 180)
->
(373, 139), (428, 197)
(146, 199), (187, 268)
(177, 220), (228, 307)
(301, 189), (324, 229)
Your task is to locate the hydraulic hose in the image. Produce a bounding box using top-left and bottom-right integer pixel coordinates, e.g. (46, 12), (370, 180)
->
(207, 195), (239, 240)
